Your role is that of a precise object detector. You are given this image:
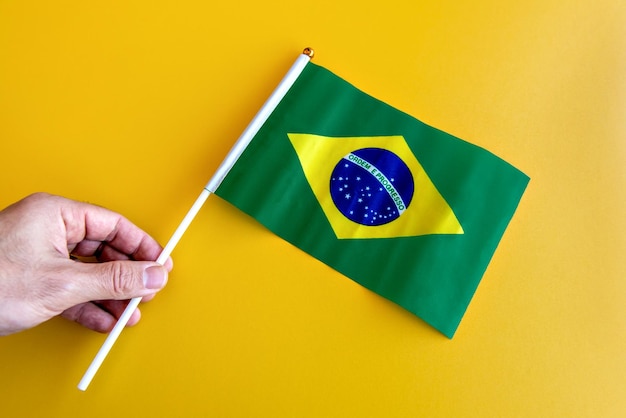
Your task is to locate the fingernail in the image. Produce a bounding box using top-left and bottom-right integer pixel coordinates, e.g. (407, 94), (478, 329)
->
(143, 265), (168, 289)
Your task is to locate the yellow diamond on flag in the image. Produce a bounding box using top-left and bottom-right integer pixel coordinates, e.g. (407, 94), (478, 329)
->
(287, 133), (464, 239)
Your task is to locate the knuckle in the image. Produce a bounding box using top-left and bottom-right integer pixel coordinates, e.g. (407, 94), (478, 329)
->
(104, 262), (137, 299)
(21, 192), (53, 209)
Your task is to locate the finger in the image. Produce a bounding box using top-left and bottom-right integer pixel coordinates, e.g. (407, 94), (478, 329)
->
(71, 242), (141, 263)
(96, 244), (174, 271)
(59, 197), (164, 261)
(61, 260), (168, 304)
(70, 239), (107, 259)
(80, 244), (173, 271)
(93, 300), (143, 326)
(60, 302), (141, 333)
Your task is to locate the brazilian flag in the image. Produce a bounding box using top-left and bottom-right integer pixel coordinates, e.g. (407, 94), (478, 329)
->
(214, 61), (529, 338)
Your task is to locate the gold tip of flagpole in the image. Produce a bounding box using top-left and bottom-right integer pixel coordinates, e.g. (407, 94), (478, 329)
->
(303, 47), (314, 58)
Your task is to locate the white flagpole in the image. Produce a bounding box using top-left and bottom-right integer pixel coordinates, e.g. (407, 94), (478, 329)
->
(77, 48), (313, 391)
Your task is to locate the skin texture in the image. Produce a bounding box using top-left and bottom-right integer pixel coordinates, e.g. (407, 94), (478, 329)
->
(0, 193), (172, 335)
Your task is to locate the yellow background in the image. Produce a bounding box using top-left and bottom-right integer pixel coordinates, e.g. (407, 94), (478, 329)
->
(0, 1), (624, 416)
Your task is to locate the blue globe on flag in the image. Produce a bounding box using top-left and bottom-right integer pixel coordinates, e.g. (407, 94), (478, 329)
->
(330, 148), (414, 226)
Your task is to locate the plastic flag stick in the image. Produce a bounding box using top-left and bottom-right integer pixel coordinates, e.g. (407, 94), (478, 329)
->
(77, 49), (312, 391)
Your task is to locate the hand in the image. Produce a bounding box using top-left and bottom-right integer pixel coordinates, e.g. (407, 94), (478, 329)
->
(0, 193), (172, 336)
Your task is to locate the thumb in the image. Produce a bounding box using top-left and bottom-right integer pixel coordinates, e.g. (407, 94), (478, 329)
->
(72, 260), (169, 302)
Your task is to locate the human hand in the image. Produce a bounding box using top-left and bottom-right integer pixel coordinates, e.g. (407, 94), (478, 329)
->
(0, 193), (172, 336)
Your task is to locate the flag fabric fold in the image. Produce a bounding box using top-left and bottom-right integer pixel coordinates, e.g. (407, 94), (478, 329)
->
(214, 59), (529, 338)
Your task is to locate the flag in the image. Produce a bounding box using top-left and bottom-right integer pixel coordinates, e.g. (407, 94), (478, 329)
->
(213, 59), (529, 338)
